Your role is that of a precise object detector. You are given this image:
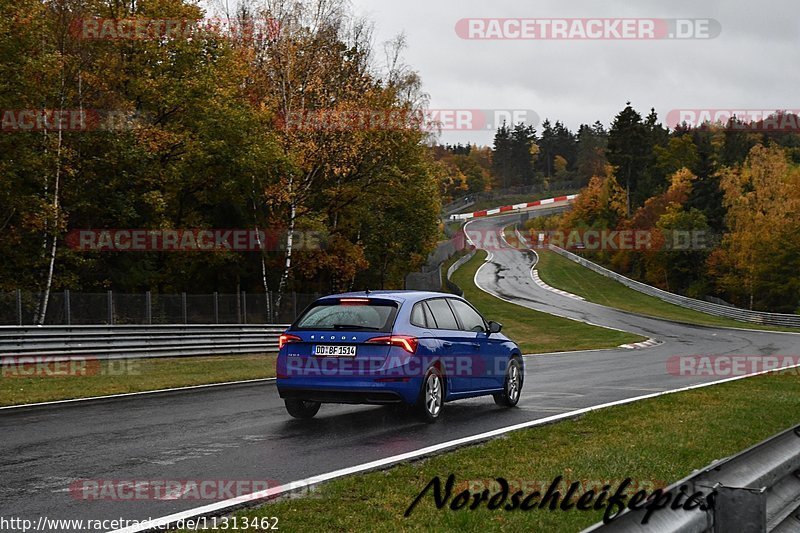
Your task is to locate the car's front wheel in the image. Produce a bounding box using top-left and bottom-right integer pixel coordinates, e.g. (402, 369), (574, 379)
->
(494, 357), (523, 407)
(285, 399), (321, 419)
(416, 367), (444, 423)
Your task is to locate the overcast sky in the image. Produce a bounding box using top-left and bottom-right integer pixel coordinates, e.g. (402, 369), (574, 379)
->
(347, 0), (798, 146)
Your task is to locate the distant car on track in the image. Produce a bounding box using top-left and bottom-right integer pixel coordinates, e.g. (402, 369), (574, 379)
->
(276, 291), (523, 422)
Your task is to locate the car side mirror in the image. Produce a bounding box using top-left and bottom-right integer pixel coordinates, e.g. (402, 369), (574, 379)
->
(488, 321), (502, 334)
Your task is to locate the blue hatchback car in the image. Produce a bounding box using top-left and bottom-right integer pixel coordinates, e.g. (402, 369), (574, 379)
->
(276, 291), (524, 422)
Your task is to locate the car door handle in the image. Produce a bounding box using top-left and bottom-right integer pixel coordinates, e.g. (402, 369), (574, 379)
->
(470, 343), (481, 349)
(442, 341), (453, 349)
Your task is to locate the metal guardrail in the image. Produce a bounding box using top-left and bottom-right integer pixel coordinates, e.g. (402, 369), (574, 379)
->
(444, 248), (477, 296)
(449, 194), (579, 221)
(584, 424), (800, 532)
(0, 324), (290, 360)
(1, 290), (319, 326)
(442, 198), (475, 217)
(548, 245), (800, 328)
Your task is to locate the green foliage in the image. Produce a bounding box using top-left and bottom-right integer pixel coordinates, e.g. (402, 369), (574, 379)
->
(575, 121), (608, 186)
(432, 144), (492, 200)
(0, 0), (441, 305)
(492, 122), (537, 188)
(607, 104), (673, 213)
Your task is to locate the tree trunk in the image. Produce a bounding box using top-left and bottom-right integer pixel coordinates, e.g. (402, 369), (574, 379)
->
(276, 180), (296, 312)
(251, 185), (271, 322)
(37, 70), (68, 325)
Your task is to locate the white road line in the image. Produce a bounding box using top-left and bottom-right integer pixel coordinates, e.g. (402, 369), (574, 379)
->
(471, 248), (637, 337)
(109, 361), (800, 533)
(0, 378), (276, 412)
(511, 225), (585, 302)
(507, 222), (800, 338)
(521, 347), (619, 357)
(468, 223), (659, 350)
(499, 228), (513, 248)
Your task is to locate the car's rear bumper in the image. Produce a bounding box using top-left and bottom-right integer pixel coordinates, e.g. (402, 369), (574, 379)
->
(277, 377), (420, 405)
(279, 388), (404, 404)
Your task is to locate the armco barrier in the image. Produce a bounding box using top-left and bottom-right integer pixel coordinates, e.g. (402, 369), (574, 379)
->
(0, 324), (289, 360)
(449, 193), (579, 221)
(444, 248), (477, 296)
(548, 245), (800, 328)
(584, 424), (800, 532)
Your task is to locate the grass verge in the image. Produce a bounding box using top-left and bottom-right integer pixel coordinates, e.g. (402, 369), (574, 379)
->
(534, 249), (800, 332)
(0, 353), (275, 407)
(203, 371), (800, 533)
(450, 250), (644, 353)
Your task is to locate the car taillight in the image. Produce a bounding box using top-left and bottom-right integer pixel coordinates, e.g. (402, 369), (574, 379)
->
(279, 333), (301, 350)
(367, 335), (418, 354)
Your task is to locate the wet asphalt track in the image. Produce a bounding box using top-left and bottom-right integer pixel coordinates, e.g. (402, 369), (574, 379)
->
(3, 211), (800, 532)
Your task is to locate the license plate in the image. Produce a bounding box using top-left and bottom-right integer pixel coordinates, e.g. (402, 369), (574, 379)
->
(314, 345), (357, 357)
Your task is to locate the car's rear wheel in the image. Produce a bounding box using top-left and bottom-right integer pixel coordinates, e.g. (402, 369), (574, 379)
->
(285, 399), (321, 419)
(494, 357), (523, 407)
(416, 367), (444, 423)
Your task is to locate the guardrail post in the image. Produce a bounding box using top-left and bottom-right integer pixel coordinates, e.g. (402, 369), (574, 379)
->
(182, 292), (187, 324)
(107, 290), (114, 325)
(213, 292), (219, 324)
(16, 289), (22, 326)
(241, 291), (247, 324)
(64, 289), (71, 325)
(713, 485), (766, 533)
(145, 291), (152, 325)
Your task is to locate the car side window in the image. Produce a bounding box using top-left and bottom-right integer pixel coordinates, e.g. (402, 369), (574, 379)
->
(410, 302), (427, 328)
(422, 302), (437, 328)
(425, 298), (459, 330)
(448, 299), (486, 332)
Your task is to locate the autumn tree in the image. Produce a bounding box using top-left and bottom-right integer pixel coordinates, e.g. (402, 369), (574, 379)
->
(560, 165), (626, 231)
(240, 0), (440, 297)
(708, 144), (800, 311)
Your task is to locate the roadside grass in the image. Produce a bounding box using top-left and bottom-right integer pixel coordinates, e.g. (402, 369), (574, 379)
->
(450, 250), (644, 353)
(0, 353), (276, 407)
(459, 190), (579, 214)
(209, 370), (800, 533)
(534, 248), (800, 333)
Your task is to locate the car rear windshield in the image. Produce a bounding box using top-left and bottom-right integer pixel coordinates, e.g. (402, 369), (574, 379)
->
(293, 298), (399, 332)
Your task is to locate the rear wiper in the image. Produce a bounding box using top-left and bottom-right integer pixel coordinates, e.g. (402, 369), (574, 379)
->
(332, 324), (381, 330)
